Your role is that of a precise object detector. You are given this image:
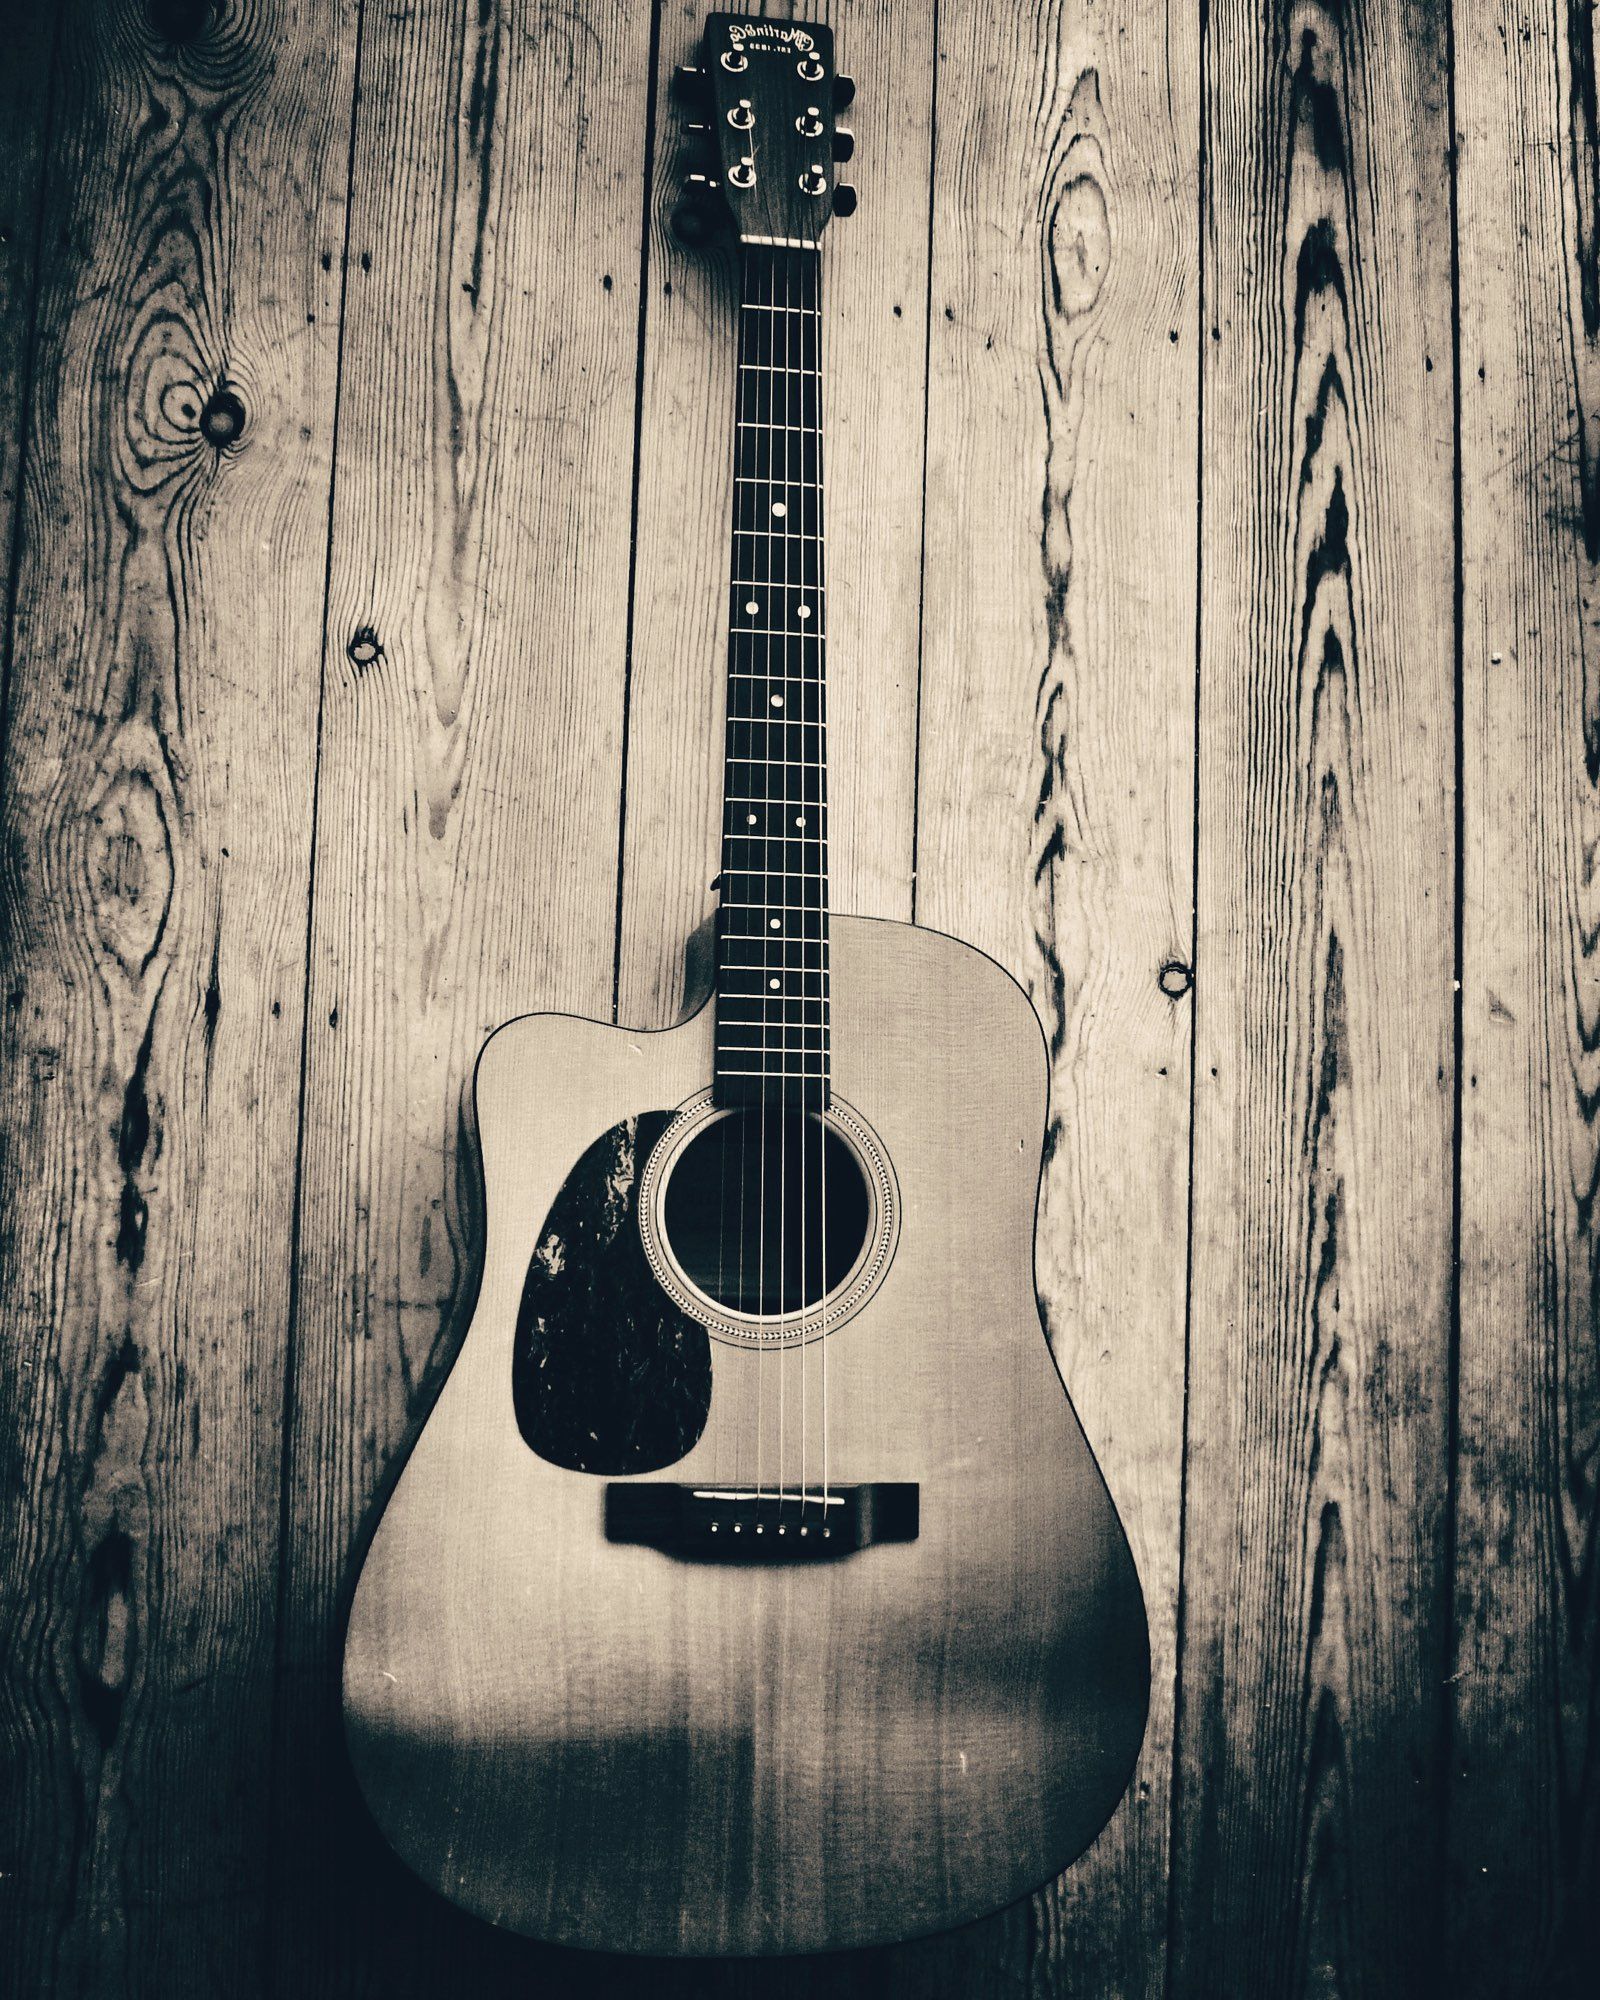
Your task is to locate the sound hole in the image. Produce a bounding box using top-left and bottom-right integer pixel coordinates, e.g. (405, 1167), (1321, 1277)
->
(659, 1109), (872, 1318)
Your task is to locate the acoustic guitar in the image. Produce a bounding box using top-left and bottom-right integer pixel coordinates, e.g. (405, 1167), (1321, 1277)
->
(343, 11), (1149, 1955)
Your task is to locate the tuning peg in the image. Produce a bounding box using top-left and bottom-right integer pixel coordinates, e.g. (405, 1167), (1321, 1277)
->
(679, 122), (717, 170)
(831, 130), (855, 163)
(671, 63), (709, 107)
(833, 73), (856, 109)
(833, 184), (858, 217)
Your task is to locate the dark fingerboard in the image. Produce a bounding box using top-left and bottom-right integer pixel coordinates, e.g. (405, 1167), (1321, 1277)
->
(715, 244), (829, 1113)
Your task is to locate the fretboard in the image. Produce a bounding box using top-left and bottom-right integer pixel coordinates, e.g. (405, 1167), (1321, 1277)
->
(714, 244), (829, 1113)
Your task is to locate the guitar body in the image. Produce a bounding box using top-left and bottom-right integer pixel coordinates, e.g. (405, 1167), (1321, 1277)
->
(343, 915), (1149, 1954)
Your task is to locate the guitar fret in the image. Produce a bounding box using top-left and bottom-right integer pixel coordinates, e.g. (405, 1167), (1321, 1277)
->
(725, 759), (830, 772)
(717, 1005), (831, 1017)
(718, 1067), (830, 1078)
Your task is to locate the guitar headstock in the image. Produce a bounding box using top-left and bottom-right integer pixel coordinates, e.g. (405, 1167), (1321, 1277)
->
(671, 13), (856, 250)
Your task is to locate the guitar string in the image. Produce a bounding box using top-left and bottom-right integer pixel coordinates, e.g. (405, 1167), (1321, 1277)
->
(727, 255), (746, 1498)
(791, 243), (808, 1523)
(767, 239), (781, 1510)
(797, 241), (813, 1522)
(757, 238), (772, 1506)
(781, 241), (799, 1513)
(813, 238), (829, 1521)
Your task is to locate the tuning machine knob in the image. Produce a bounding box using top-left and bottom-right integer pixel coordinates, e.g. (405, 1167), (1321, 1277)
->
(833, 184), (858, 218)
(831, 130), (854, 163)
(834, 74), (856, 110)
(671, 63), (709, 108)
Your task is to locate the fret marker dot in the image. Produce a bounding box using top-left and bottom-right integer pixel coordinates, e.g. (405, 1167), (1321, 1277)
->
(795, 815), (806, 828)
(746, 813), (757, 825)
(771, 501), (787, 518)
(770, 918), (781, 930)
(771, 693), (783, 707)
(745, 599), (760, 615)
(769, 977), (781, 990)
(797, 603), (812, 620)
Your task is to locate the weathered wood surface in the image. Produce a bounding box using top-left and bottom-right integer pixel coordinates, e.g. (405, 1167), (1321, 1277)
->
(916, 1), (1198, 1995)
(271, 1), (657, 1992)
(0, 2), (355, 1996)
(1451, 4), (1600, 1993)
(0, 3), (59, 650)
(1176, 3), (1456, 1995)
(1, 0), (1595, 1995)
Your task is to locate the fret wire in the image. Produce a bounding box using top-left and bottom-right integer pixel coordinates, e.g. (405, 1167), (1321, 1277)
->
(718, 1068), (830, 1078)
(717, 1004), (832, 1014)
(717, 1030), (830, 1041)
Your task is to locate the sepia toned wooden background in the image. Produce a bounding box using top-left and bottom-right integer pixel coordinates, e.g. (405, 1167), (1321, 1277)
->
(0, 0), (1593, 1993)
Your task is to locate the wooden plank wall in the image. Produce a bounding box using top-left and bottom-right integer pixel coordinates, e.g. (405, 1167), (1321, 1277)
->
(0, 2), (1595, 1996)
(1453, 6), (1600, 1992)
(1176, 6), (1457, 1994)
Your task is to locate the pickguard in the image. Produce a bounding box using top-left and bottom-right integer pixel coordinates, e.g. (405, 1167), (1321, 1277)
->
(511, 1111), (712, 1474)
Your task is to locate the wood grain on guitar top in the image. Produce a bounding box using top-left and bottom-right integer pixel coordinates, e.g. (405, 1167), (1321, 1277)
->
(343, 916), (1149, 1955)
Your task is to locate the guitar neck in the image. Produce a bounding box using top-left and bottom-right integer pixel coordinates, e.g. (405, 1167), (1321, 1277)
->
(714, 242), (831, 1113)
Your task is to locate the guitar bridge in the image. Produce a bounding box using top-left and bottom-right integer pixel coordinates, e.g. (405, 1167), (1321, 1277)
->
(604, 1482), (918, 1561)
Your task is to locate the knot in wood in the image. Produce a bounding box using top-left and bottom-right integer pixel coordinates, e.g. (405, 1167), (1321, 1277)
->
(1157, 960), (1193, 1000)
(147, 0), (213, 43)
(198, 389), (245, 448)
(347, 628), (382, 670)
